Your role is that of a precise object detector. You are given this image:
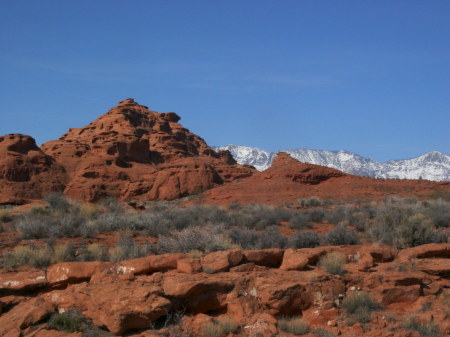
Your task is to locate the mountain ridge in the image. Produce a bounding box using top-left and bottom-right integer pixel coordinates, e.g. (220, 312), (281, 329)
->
(214, 145), (450, 181)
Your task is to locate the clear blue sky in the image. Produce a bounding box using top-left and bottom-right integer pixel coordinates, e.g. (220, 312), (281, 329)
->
(1, 1), (449, 161)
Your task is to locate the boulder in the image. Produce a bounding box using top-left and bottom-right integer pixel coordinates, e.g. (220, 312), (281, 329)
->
(115, 253), (185, 275)
(177, 258), (202, 274)
(201, 249), (243, 273)
(47, 261), (113, 286)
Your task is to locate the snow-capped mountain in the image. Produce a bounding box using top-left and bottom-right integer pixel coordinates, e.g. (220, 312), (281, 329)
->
(214, 145), (450, 181)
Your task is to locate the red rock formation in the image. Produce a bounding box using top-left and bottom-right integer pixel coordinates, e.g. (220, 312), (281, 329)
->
(0, 134), (67, 204)
(202, 152), (450, 205)
(1, 99), (253, 203)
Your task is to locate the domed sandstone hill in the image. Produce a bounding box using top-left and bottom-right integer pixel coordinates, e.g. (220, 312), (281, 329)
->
(202, 152), (450, 205)
(1, 99), (254, 203)
(0, 134), (67, 204)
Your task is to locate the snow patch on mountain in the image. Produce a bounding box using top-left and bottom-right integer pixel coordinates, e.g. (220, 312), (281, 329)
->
(214, 145), (450, 181)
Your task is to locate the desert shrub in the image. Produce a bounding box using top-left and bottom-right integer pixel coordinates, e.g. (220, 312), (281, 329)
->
(289, 232), (320, 248)
(28, 206), (50, 216)
(78, 203), (102, 219)
(403, 316), (442, 337)
(254, 226), (288, 249)
(424, 199), (450, 228)
(96, 196), (124, 213)
(216, 316), (238, 334)
(1, 251), (15, 268)
(0, 210), (12, 223)
(49, 310), (87, 332)
(79, 243), (110, 261)
(14, 214), (49, 239)
(49, 214), (85, 238)
(325, 207), (348, 224)
(312, 328), (336, 337)
(157, 226), (230, 254)
(308, 209), (326, 223)
(228, 228), (261, 250)
(319, 251), (346, 275)
(278, 317), (309, 335)
(323, 226), (359, 246)
(229, 226), (287, 250)
(50, 243), (76, 264)
(342, 292), (380, 324)
(202, 316), (238, 337)
(3, 245), (52, 269)
(298, 196), (324, 208)
(370, 209), (447, 248)
(289, 209), (325, 228)
(289, 212), (312, 229)
(109, 236), (153, 262)
(347, 211), (368, 232)
(90, 212), (136, 233)
(45, 192), (71, 214)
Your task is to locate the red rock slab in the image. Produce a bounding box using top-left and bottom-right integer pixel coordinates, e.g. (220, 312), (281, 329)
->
(254, 271), (313, 316)
(243, 249), (284, 267)
(279, 247), (335, 271)
(115, 253), (185, 275)
(0, 298), (54, 335)
(200, 249), (243, 273)
(414, 258), (450, 277)
(176, 258), (202, 274)
(162, 273), (236, 313)
(47, 261), (113, 286)
(397, 243), (450, 262)
(0, 270), (48, 292)
(47, 281), (170, 335)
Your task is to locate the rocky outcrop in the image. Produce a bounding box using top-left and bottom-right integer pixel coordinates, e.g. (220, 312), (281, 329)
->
(0, 134), (67, 204)
(1, 99), (254, 203)
(39, 98), (254, 202)
(0, 244), (448, 336)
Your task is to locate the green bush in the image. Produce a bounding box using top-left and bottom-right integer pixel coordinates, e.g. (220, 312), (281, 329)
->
(323, 226), (359, 246)
(289, 231), (320, 248)
(342, 291), (380, 323)
(289, 212), (312, 229)
(0, 210), (12, 223)
(2, 245), (52, 269)
(202, 316), (238, 337)
(109, 236), (154, 262)
(403, 316), (442, 337)
(45, 192), (71, 214)
(49, 310), (87, 332)
(370, 205), (448, 248)
(158, 226), (232, 254)
(278, 317), (309, 335)
(312, 328), (336, 337)
(325, 207), (348, 224)
(229, 226), (287, 250)
(298, 196), (324, 208)
(318, 251), (346, 275)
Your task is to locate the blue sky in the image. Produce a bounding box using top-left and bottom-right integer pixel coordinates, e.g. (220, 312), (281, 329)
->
(0, 1), (449, 162)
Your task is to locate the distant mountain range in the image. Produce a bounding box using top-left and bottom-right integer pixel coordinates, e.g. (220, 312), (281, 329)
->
(214, 145), (450, 182)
